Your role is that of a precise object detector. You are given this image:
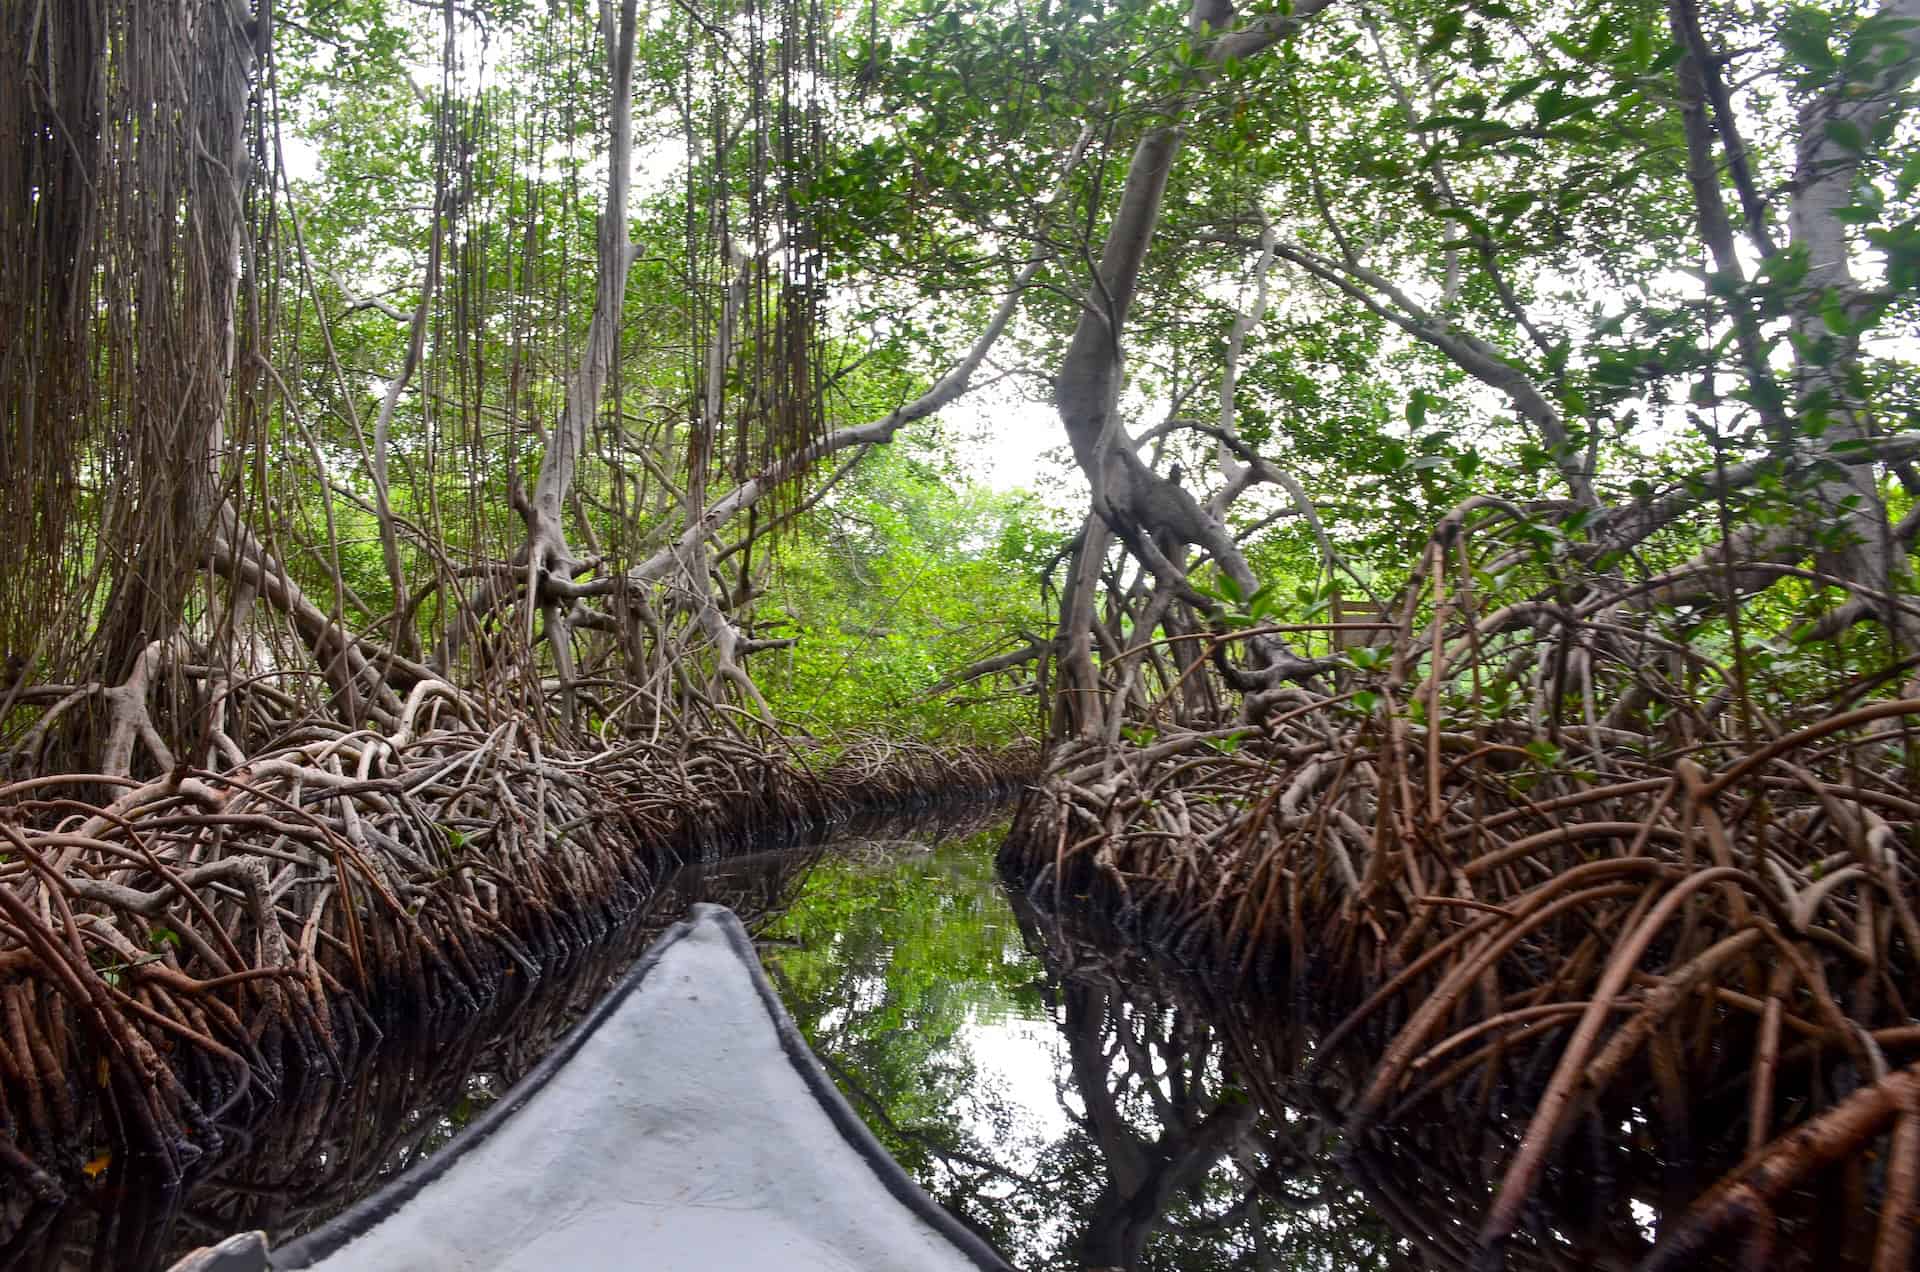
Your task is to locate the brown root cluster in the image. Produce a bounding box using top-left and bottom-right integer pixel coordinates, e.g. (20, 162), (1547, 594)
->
(0, 694), (1034, 1200)
(1002, 539), (1920, 1269)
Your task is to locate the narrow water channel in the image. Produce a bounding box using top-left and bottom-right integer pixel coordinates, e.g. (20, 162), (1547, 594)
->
(755, 817), (1402, 1270)
(12, 811), (1402, 1271)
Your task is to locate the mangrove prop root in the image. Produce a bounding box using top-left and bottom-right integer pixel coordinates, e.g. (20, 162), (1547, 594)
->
(999, 526), (1920, 1267)
(7, 841), (830, 1270)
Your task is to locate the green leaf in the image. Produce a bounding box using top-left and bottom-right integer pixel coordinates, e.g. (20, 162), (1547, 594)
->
(1824, 117), (1867, 154)
(1536, 87), (1594, 126)
(1406, 389), (1429, 430)
(1625, 21), (1655, 67)
(1491, 190), (1539, 224)
(1420, 12), (1465, 56)
(1898, 152), (1920, 198)
(1649, 40), (1685, 71)
(1495, 75), (1545, 108)
(1819, 289), (1857, 337)
(1583, 13), (1615, 57)
(1347, 646), (1389, 672)
(1779, 20), (1836, 78)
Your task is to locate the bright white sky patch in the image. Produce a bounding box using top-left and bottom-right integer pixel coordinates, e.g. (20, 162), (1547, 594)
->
(949, 388), (1074, 496)
(957, 1014), (1072, 1170)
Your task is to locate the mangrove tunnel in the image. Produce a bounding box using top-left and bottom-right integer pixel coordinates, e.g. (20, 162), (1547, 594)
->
(2, 0), (1919, 1266)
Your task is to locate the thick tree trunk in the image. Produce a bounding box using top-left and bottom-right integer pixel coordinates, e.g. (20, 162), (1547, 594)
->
(1049, 0), (1336, 728)
(1779, 0), (1920, 655)
(1052, 514), (1113, 740)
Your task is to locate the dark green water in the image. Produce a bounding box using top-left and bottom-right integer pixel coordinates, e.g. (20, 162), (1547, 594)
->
(758, 818), (1404, 1271)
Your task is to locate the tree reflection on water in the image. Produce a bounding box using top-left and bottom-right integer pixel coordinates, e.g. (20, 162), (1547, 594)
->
(762, 821), (1404, 1271)
(17, 815), (1411, 1271)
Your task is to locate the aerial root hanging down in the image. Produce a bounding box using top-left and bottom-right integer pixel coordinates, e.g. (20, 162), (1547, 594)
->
(1000, 512), (1920, 1269)
(0, 695), (1037, 1197)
